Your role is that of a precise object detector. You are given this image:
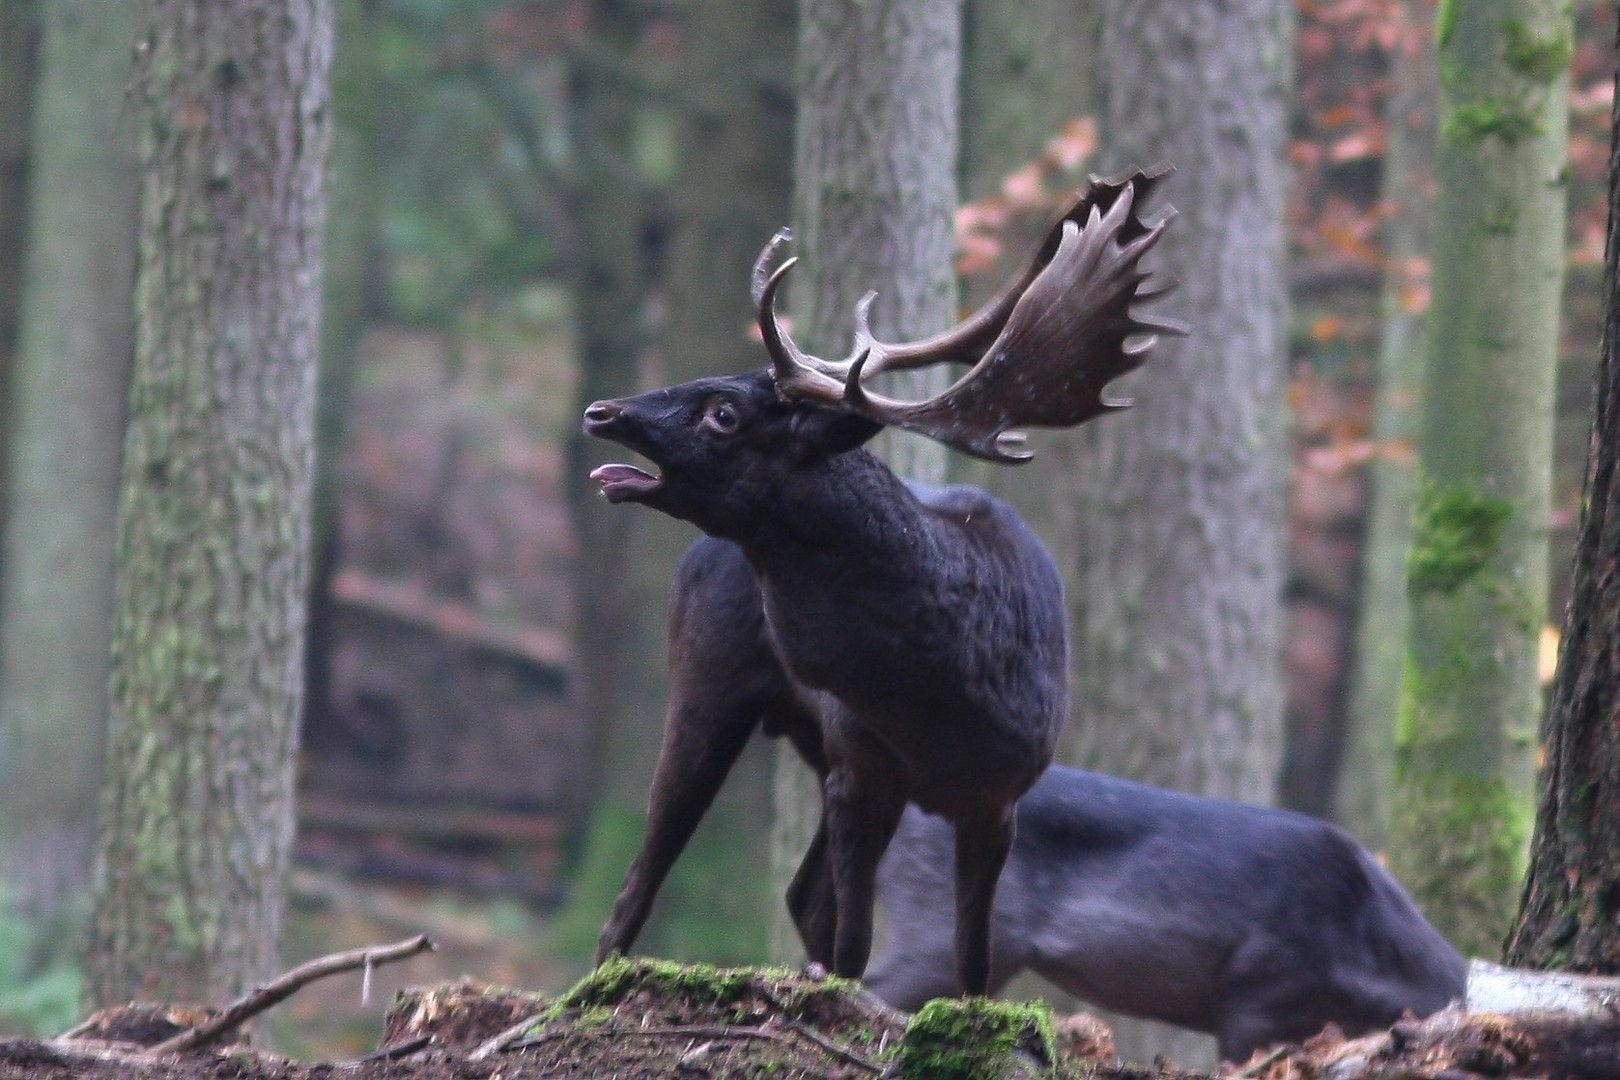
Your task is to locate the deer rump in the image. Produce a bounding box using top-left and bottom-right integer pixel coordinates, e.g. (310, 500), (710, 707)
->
(584, 169), (1183, 996)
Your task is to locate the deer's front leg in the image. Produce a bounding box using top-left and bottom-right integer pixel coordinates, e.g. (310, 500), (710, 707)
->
(822, 736), (907, 980)
(953, 810), (1015, 996)
(595, 699), (759, 964)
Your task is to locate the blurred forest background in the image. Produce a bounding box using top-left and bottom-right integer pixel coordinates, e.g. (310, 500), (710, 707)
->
(0, 0), (1614, 1063)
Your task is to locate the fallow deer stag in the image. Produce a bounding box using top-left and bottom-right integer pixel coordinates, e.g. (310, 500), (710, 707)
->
(583, 168), (1182, 995)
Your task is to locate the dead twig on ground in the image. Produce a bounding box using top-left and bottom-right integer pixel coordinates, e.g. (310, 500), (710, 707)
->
(146, 933), (436, 1056)
(469, 1011), (556, 1060)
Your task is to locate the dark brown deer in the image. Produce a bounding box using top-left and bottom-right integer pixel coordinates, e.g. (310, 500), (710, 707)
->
(583, 169), (1182, 995)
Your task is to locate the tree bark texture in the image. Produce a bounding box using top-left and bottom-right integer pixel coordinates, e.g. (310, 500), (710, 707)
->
(87, 0), (331, 1006)
(0, 0), (40, 538)
(790, 0), (959, 485)
(0, 0), (138, 917)
(1385, 0), (1570, 959)
(1064, 1), (1292, 805)
(1505, 8), (1620, 973)
(769, 0), (960, 961)
(1336, 0), (1436, 852)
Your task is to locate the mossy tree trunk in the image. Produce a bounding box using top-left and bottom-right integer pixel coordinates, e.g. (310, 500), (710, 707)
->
(0, 0), (137, 921)
(87, 0), (332, 1006)
(768, 0), (960, 961)
(1385, 0), (1570, 959)
(1336, 0), (1436, 850)
(1504, 8), (1620, 972)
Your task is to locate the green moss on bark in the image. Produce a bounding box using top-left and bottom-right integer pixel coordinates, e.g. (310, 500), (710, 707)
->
(1388, 765), (1531, 957)
(1407, 485), (1513, 597)
(1501, 19), (1571, 82)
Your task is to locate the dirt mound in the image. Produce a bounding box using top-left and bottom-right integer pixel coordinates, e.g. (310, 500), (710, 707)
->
(0, 958), (1143, 1080)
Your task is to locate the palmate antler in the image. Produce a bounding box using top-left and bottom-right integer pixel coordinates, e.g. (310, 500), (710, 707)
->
(752, 166), (1187, 463)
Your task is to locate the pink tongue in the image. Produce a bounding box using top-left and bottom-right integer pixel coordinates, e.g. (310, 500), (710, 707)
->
(590, 463), (660, 501)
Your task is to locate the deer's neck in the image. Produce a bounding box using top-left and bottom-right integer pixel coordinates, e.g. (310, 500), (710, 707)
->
(738, 450), (936, 582)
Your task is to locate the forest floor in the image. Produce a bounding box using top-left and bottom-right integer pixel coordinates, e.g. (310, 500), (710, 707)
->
(3, 950), (1611, 1080)
(0, 958), (1182, 1080)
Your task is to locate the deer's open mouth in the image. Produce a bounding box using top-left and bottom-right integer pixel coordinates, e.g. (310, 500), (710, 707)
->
(591, 462), (662, 503)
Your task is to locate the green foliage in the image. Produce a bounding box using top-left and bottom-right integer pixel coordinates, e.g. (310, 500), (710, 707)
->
(559, 954), (763, 1013)
(1436, 0), (1458, 49)
(366, 0), (564, 327)
(0, 894), (84, 1038)
(553, 955), (868, 1032)
(1407, 484), (1514, 597)
(898, 998), (1056, 1080)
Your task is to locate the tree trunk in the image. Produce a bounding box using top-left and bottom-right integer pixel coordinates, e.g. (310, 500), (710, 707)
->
(1068, 1), (1291, 802)
(641, 0), (794, 963)
(554, 0), (795, 965)
(0, 0), (40, 544)
(1064, 10), (1290, 1062)
(1504, 8), (1620, 974)
(87, 0), (331, 1006)
(0, 0), (137, 920)
(1385, 0), (1570, 960)
(768, 0), (960, 961)
(302, 0), (380, 765)
(1336, 0), (1436, 851)
(549, 0), (680, 960)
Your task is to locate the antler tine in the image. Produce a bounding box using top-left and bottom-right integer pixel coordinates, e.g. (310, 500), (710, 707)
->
(760, 167), (1181, 462)
(755, 250), (866, 405)
(750, 227), (793, 308)
(847, 166), (1175, 385)
(836, 168), (1183, 462)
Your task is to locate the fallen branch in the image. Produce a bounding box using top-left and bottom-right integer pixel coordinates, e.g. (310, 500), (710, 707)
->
(346, 1034), (433, 1064)
(146, 933), (436, 1056)
(468, 1011), (555, 1061)
(780, 1017), (886, 1073)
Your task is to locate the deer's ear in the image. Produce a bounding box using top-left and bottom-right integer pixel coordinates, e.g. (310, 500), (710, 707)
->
(791, 408), (882, 459)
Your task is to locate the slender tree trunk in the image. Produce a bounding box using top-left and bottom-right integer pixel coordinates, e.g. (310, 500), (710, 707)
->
(87, 0), (331, 1006)
(0, 0), (137, 919)
(555, 0), (795, 965)
(632, 0), (794, 962)
(1385, 0), (1570, 960)
(1336, 0), (1436, 850)
(303, 0), (380, 761)
(768, 0), (960, 961)
(957, 0), (1095, 551)
(1504, 9), (1620, 973)
(0, 0), (40, 550)
(550, 0), (676, 960)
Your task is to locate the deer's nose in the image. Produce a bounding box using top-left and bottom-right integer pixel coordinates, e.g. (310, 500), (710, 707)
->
(583, 400), (623, 431)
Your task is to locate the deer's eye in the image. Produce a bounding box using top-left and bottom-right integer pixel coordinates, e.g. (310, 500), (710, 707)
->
(703, 400), (740, 434)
